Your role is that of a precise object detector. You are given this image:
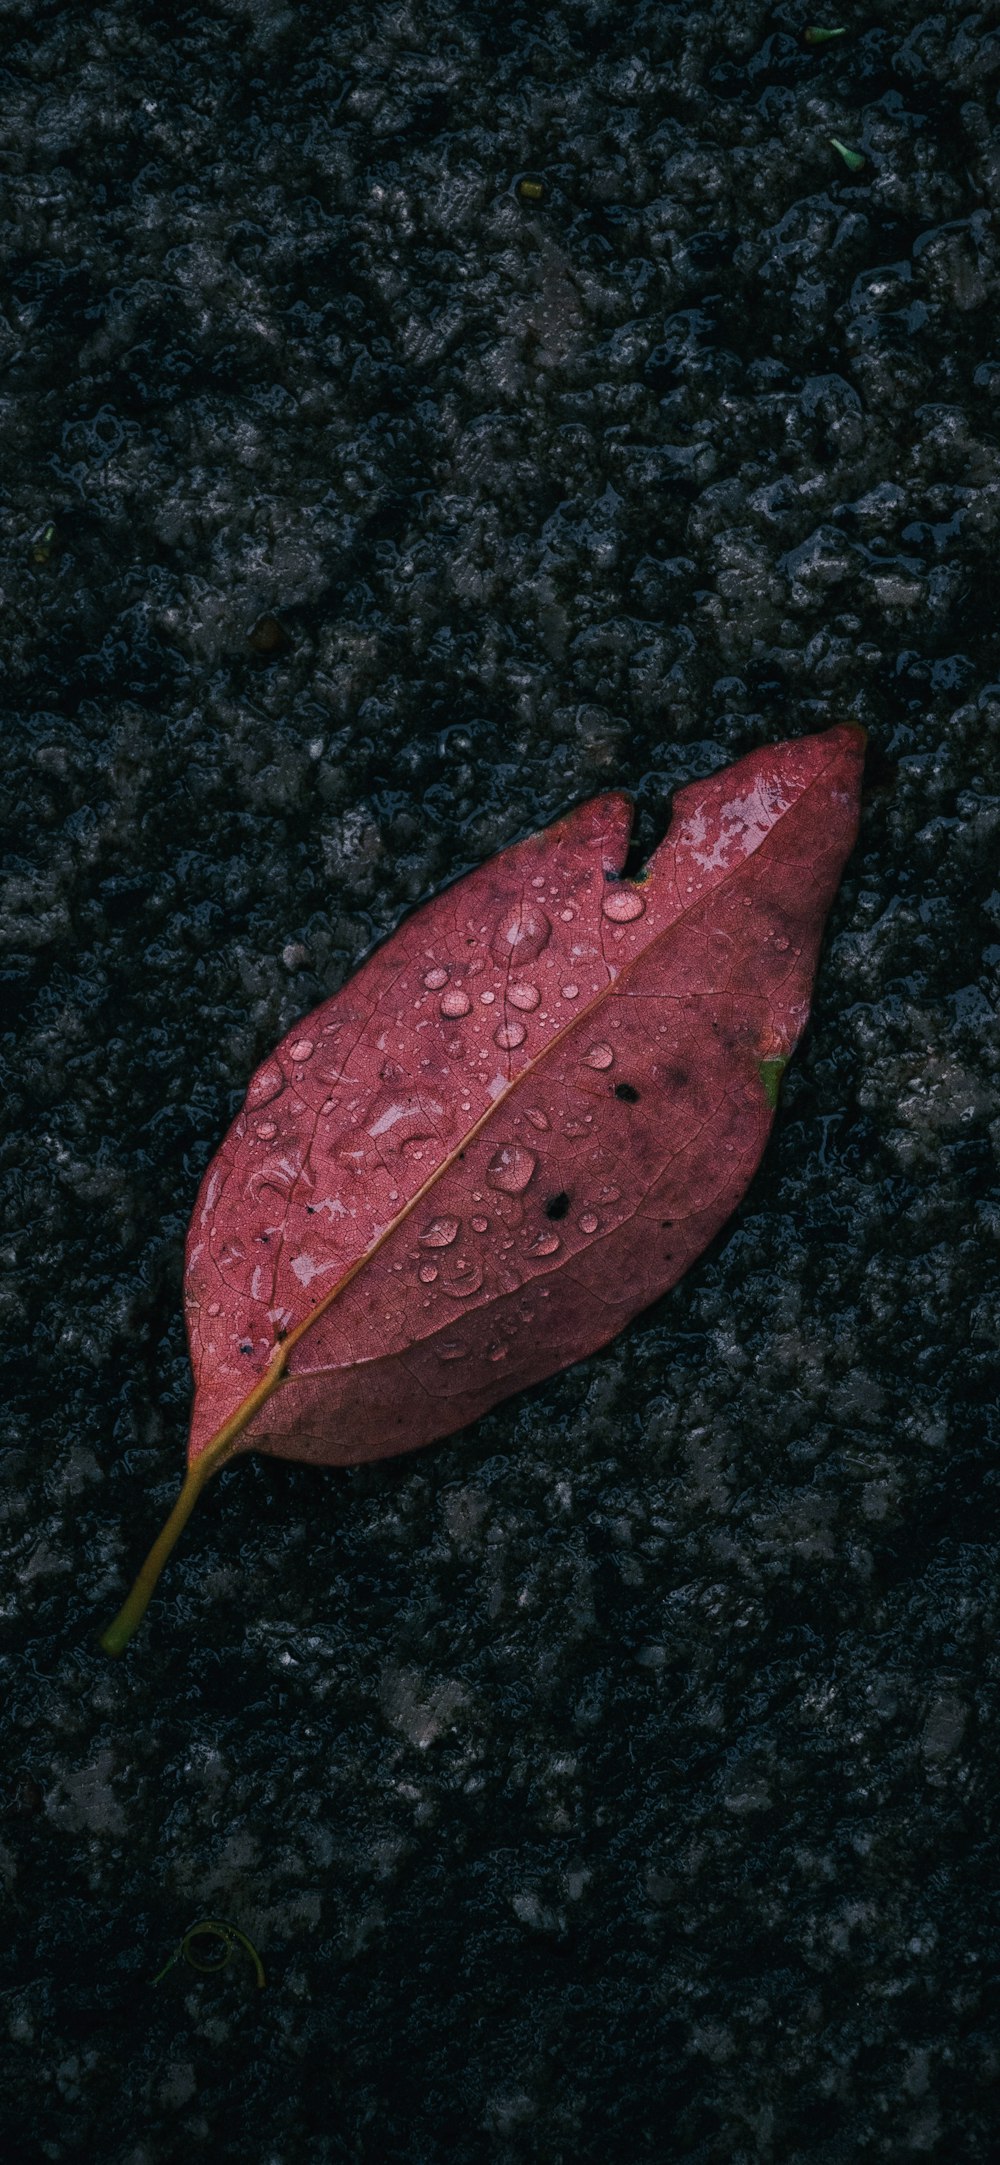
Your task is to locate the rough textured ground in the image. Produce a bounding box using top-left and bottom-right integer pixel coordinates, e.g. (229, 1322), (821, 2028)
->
(2, 2), (998, 2160)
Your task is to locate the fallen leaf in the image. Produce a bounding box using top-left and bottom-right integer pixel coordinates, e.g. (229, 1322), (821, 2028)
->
(102, 724), (864, 1650)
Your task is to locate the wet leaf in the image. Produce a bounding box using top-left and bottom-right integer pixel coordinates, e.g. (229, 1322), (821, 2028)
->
(102, 725), (864, 1650)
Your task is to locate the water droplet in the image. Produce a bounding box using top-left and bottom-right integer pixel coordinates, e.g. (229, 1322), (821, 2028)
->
(559, 908), (574, 922)
(508, 982), (540, 1012)
(255, 1119), (277, 1140)
(289, 1038), (314, 1062)
(584, 1043), (613, 1070)
(529, 1230), (561, 1256)
(320, 1096), (337, 1115)
(437, 1341), (467, 1362)
(599, 1182), (621, 1202)
(380, 1058), (403, 1082)
(418, 1262), (438, 1283)
(246, 1060), (284, 1108)
(531, 875), (546, 888)
(419, 1216), (460, 1248)
(480, 989), (495, 1004)
(489, 1343), (508, 1362)
(486, 1143), (537, 1194)
(561, 982), (579, 1000)
(442, 1255), (484, 1297)
(494, 1020), (526, 1050)
(471, 1214), (489, 1233)
(207, 1301), (222, 1316)
(525, 1108), (550, 1131)
(424, 966), (449, 989)
(490, 901), (551, 968)
(579, 1211), (599, 1234)
(440, 987), (471, 1018)
(774, 935), (790, 952)
(603, 886), (646, 923)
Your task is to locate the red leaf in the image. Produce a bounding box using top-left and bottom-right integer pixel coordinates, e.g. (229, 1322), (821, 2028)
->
(102, 724), (864, 1650)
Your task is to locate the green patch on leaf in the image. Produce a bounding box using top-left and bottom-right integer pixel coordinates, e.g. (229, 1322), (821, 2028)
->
(758, 1058), (788, 1109)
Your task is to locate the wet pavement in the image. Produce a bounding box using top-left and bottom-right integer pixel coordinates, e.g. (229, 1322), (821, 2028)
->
(3, 3), (999, 2159)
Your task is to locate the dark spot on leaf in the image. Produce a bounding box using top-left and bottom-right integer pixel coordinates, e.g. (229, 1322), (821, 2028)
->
(663, 1069), (689, 1089)
(661, 1219), (673, 1229)
(239, 1341), (253, 1354)
(614, 1083), (640, 1102)
(545, 1192), (570, 1220)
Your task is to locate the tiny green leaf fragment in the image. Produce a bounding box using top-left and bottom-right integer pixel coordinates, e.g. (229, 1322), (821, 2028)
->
(806, 25), (847, 44)
(152, 1918), (266, 1990)
(30, 522), (57, 565)
(758, 1058), (788, 1109)
(516, 175), (544, 202)
(829, 137), (865, 171)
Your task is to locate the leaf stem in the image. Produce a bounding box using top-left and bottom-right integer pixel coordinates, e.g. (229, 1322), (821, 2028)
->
(100, 1346), (289, 1655)
(100, 1450), (219, 1655)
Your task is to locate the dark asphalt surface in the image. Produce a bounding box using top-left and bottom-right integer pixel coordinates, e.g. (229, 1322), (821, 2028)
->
(2, 3), (999, 2160)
